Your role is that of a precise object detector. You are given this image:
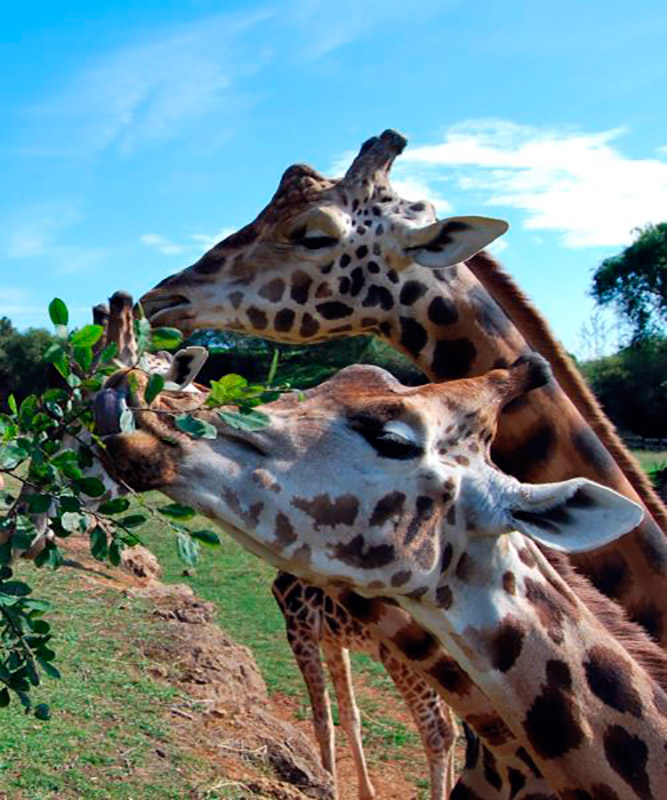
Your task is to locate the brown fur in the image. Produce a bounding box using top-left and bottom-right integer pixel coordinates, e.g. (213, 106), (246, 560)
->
(466, 251), (667, 532)
(542, 548), (667, 691)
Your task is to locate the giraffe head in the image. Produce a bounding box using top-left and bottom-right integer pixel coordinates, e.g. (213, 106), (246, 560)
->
(141, 130), (507, 342)
(94, 314), (641, 597)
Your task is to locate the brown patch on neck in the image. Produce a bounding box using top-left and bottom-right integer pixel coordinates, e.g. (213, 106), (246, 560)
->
(466, 250), (667, 530)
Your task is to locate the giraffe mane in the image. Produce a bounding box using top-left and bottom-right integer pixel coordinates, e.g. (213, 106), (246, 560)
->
(466, 250), (667, 532)
(543, 548), (667, 690)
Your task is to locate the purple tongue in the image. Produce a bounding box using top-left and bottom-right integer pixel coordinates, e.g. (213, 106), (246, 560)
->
(93, 389), (126, 436)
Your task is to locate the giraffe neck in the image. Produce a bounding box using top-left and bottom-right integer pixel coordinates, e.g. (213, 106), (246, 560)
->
(373, 260), (667, 644)
(400, 534), (667, 798)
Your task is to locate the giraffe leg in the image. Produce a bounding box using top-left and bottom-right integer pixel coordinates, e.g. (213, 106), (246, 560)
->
(272, 580), (338, 793)
(379, 644), (456, 800)
(321, 640), (376, 800)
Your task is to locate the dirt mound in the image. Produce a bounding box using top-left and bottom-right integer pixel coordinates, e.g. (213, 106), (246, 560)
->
(65, 537), (333, 799)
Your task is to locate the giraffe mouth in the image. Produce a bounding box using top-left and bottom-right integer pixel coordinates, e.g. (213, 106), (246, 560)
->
(142, 293), (191, 323)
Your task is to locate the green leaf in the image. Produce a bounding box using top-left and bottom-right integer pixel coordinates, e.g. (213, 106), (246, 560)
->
(19, 395), (39, 426)
(134, 317), (151, 356)
(206, 374), (248, 406)
(117, 514), (147, 529)
(70, 324), (104, 347)
(8, 395), (18, 415)
(59, 495), (81, 512)
(43, 343), (70, 378)
(158, 503), (195, 521)
(37, 659), (61, 680)
(73, 346), (93, 372)
(97, 497), (130, 515)
(191, 529), (221, 547)
(108, 538), (122, 567)
(99, 341), (118, 363)
(218, 409), (270, 432)
(267, 348), (279, 385)
(150, 327), (183, 350)
(89, 526), (108, 561)
(0, 443), (29, 469)
(0, 581), (32, 597)
(74, 477), (106, 497)
(145, 374), (165, 405)
(34, 704), (51, 721)
(175, 414), (217, 439)
(60, 512), (86, 533)
(26, 494), (51, 513)
(176, 532), (200, 567)
(48, 298), (69, 326)
(0, 688), (9, 708)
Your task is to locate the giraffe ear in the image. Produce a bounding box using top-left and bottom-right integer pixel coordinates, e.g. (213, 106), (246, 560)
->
(163, 346), (208, 390)
(507, 479), (643, 553)
(401, 216), (508, 268)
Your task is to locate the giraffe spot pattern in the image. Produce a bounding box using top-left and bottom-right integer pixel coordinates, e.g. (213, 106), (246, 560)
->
(465, 712), (513, 747)
(274, 512), (298, 547)
(258, 277), (286, 302)
(274, 308), (295, 332)
(603, 725), (651, 800)
(588, 551), (631, 600)
(428, 656), (473, 696)
(524, 576), (568, 644)
(393, 623), (439, 661)
(491, 617), (526, 672)
(292, 493), (359, 529)
(503, 571), (516, 595)
(300, 313), (320, 338)
(290, 271), (313, 305)
(523, 682), (583, 760)
(492, 422), (556, 482)
(400, 317), (428, 357)
(316, 301), (354, 320)
(399, 280), (428, 306)
(482, 746), (503, 792)
(332, 534), (396, 569)
(436, 585), (452, 608)
(584, 644), (643, 717)
(432, 337), (477, 379)
(390, 569), (412, 587)
(428, 296), (459, 325)
(369, 491), (406, 526)
(362, 284), (394, 310)
(247, 306), (268, 330)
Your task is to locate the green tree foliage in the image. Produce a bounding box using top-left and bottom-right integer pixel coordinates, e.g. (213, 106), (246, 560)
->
(0, 318), (57, 409)
(581, 336), (667, 437)
(592, 223), (667, 340)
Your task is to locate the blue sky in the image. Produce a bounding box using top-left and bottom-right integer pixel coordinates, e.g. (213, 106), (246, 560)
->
(2, 0), (667, 357)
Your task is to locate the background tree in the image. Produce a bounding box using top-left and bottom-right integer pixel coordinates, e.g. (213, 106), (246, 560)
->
(0, 318), (56, 409)
(592, 223), (667, 340)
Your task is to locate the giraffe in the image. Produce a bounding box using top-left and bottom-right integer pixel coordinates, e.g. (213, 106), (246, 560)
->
(101, 292), (456, 800)
(139, 129), (667, 650)
(93, 344), (667, 798)
(139, 129), (667, 792)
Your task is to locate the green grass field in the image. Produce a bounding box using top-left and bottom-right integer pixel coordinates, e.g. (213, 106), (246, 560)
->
(631, 449), (667, 474)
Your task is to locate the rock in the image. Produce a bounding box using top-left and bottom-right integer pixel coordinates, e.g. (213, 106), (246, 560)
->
(121, 544), (162, 580)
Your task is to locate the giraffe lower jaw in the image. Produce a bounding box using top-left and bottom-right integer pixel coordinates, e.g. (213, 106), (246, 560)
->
(143, 294), (191, 323)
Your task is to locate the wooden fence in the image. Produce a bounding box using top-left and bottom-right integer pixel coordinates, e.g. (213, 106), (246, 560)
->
(624, 435), (667, 452)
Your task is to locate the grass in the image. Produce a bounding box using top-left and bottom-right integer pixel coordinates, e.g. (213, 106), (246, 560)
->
(631, 449), (667, 474)
(0, 561), (211, 799)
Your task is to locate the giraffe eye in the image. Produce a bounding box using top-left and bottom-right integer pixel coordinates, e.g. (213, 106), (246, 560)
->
(289, 225), (339, 250)
(349, 415), (423, 460)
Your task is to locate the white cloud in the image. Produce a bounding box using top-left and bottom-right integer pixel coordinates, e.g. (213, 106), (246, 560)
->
(140, 227), (237, 256)
(189, 227), (237, 251)
(24, 10), (272, 157)
(391, 177), (452, 215)
(5, 206), (84, 258)
(400, 120), (667, 248)
(140, 234), (186, 256)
